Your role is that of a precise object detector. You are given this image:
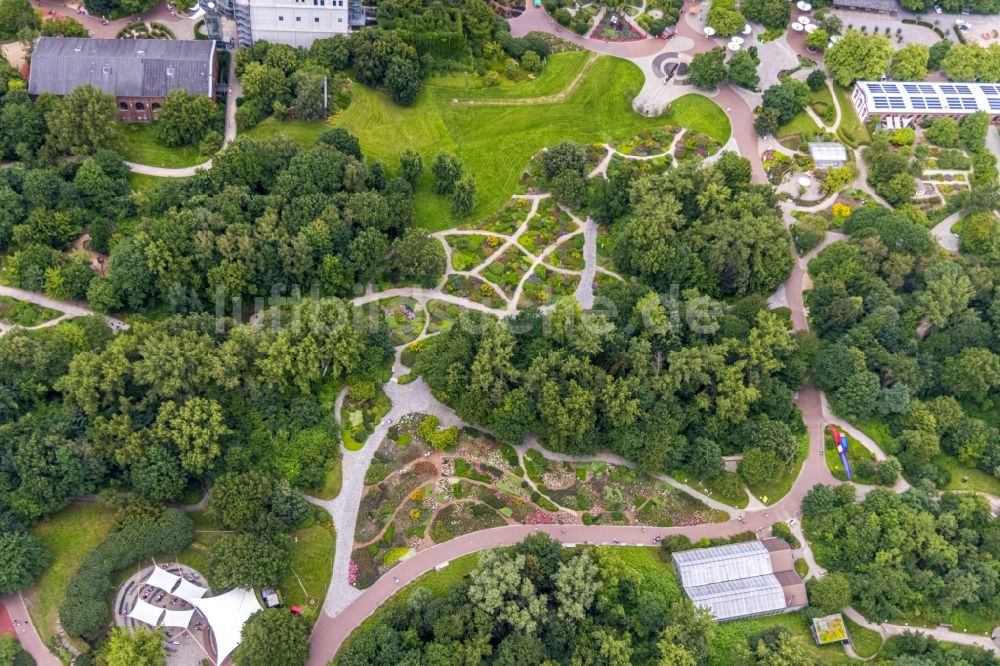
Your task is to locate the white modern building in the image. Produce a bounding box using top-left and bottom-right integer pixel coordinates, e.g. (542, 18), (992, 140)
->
(228, 0), (364, 47)
(852, 80), (1000, 128)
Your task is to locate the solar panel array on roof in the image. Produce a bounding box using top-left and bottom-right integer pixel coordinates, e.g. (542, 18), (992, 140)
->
(856, 80), (1000, 116)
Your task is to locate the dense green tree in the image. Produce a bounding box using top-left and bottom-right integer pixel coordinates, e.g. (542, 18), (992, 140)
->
(450, 175), (477, 216)
(942, 43), (986, 81)
(0, 531), (49, 594)
(890, 43), (930, 81)
(310, 35), (350, 72)
(389, 228), (446, 288)
(398, 148), (423, 184)
(541, 141), (586, 180)
(98, 626), (165, 666)
(155, 89), (218, 147)
(760, 79), (809, 125)
(727, 50), (760, 90)
(431, 151), (463, 194)
(385, 56), (422, 106)
(804, 28), (830, 51)
(825, 30), (892, 86)
(808, 572), (852, 613)
(45, 85), (121, 156)
(689, 48), (728, 90)
(208, 532), (291, 589)
(0, 0), (39, 39)
(740, 0), (789, 29)
(234, 609), (310, 666)
(738, 448), (782, 486)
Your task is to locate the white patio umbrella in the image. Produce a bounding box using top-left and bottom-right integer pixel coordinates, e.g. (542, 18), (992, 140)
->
(727, 41), (740, 50)
(742, 23), (752, 34)
(791, 22), (804, 31)
(704, 25), (716, 36)
(805, 23), (818, 33)
(798, 176), (812, 188)
(798, 15), (811, 23)
(731, 36), (745, 44)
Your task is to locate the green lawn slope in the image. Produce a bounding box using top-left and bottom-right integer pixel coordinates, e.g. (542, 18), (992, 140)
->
(336, 53), (731, 230)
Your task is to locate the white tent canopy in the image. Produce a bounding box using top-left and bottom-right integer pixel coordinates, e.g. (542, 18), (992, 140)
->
(145, 566), (181, 593)
(128, 598), (165, 627)
(193, 588), (263, 663)
(161, 608), (196, 629)
(174, 578), (207, 604)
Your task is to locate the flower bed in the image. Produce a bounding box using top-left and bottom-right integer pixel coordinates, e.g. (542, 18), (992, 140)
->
(379, 297), (424, 345)
(481, 245), (533, 297)
(445, 233), (504, 271)
(428, 501), (506, 543)
(442, 275), (507, 309)
(463, 198), (531, 233)
(674, 131), (721, 160)
(519, 201), (578, 254)
(591, 11), (644, 41)
(547, 233), (585, 270)
(426, 300), (461, 334)
(517, 266), (579, 309)
(614, 126), (680, 156)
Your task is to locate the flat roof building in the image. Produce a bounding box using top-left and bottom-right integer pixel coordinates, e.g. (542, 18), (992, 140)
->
(672, 538), (807, 621)
(831, 0), (897, 13)
(852, 80), (1000, 128)
(28, 37), (216, 122)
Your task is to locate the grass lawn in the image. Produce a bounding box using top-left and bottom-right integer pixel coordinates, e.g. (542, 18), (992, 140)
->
(430, 51), (592, 100)
(0, 295), (61, 326)
(936, 452), (1000, 496)
(315, 457), (343, 500)
(777, 110), (820, 139)
(853, 417), (897, 454)
(27, 503), (117, 652)
(710, 611), (855, 665)
(669, 469), (749, 509)
(277, 521), (335, 618)
(746, 432), (808, 505)
(244, 116), (332, 147)
(336, 55), (730, 231)
(845, 616), (882, 658)
(118, 122), (205, 168)
(834, 85), (871, 147)
(128, 172), (172, 192)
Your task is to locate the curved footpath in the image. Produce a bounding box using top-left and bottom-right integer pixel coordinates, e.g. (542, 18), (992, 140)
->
(0, 285), (127, 335)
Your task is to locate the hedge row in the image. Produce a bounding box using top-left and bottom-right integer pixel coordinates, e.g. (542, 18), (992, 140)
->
(59, 509), (194, 638)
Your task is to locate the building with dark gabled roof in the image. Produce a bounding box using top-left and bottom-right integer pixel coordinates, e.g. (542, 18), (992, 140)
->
(28, 37), (217, 122)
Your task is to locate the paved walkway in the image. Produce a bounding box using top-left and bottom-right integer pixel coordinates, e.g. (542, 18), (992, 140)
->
(931, 210), (961, 253)
(508, 3), (668, 57)
(0, 594), (60, 666)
